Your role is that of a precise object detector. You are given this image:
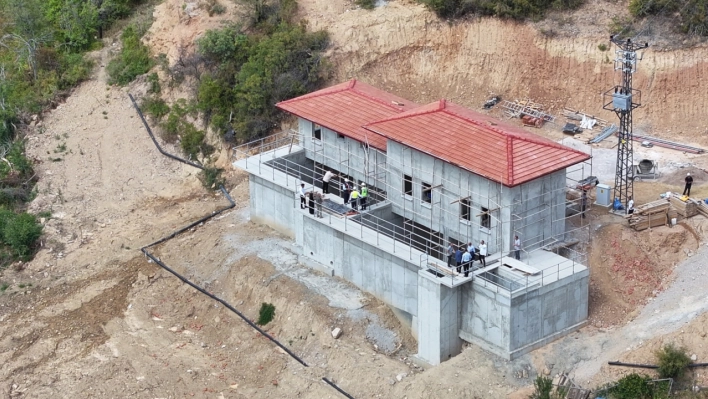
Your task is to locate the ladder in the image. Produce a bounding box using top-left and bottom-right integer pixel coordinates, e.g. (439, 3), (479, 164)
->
(501, 100), (557, 124)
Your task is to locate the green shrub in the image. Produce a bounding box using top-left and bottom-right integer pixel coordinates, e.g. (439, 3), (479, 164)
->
(199, 167), (225, 190)
(598, 43), (609, 51)
(147, 72), (161, 94)
(418, 0), (584, 20)
(180, 123), (205, 160)
(656, 343), (691, 379)
(3, 212), (43, 259)
(142, 96), (170, 120)
(257, 302), (276, 325)
(107, 25), (154, 85)
(529, 376), (566, 399)
(356, 0), (376, 9)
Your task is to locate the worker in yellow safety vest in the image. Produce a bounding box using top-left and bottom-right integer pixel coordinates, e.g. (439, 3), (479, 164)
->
(349, 187), (360, 210)
(360, 183), (368, 210)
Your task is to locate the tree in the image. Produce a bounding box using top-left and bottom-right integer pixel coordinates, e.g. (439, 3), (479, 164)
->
(0, 0), (52, 81)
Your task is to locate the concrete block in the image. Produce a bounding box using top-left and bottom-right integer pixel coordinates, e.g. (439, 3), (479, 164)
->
(331, 328), (342, 339)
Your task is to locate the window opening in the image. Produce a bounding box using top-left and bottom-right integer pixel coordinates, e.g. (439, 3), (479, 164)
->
(403, 175), (413, 196)
(312, 123), (322, 140)
(461, 199), (471, 221)
(481, 207), (491, 229)
(422, 182), (432, 203)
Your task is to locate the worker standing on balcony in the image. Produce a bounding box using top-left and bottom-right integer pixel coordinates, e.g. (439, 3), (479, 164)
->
(360, 183), (368, 210)
(454, 246), (463, 273)
(514, 235), (521, 260)
(349, 187), (360, 210)
(341, 179), (351, 205)
(299, 183), (307, 209)
(461, 250), (472, 277)
(447, 243), (455, 269)
(478, 240), (487, 267)
(322, 170), (334, 195)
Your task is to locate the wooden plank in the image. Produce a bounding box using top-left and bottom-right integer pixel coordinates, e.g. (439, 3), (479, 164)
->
(500, 257), (541, 275)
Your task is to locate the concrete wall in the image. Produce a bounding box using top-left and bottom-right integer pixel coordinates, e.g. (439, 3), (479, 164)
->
(459, 281), (511, 357)
(458, 269), (589, 359)
(505, 170), (567, 252)
(386, 140), (505, 255)
(298, 118), (386, 189)
(249, 174), (302, 242)
(417, 271), (463, 364)
(509, 269), (589, 355)
(301, 215), (419, 318)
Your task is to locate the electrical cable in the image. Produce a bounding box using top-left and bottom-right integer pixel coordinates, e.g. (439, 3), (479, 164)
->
(129, 94), (357, 398)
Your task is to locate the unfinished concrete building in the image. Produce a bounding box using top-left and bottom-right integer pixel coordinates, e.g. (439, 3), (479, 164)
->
(233, 79), (593, 365)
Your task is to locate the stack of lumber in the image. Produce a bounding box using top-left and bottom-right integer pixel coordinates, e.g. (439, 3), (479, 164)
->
(627, 198), (670, 231)
(698, 201), (708, 218)
(669, 195), (699, 217)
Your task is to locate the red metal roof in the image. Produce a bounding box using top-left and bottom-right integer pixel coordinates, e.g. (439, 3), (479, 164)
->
(364, 100), (591, 187)
(276, 79), (419, 150)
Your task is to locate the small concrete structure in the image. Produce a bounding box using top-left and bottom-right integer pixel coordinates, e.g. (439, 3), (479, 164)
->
(234, 80), (592, 364)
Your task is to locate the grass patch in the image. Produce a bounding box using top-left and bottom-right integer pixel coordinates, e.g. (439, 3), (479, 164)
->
(257, 302), (276, 326)
(199, 167), (225, 191)
(356, 0), (376, 9)
(656, 343), (691, 379)
(0, 283), (9, 292)
(107, 24), (154, 85)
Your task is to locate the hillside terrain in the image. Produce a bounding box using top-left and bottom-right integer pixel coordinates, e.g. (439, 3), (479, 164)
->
(1, 0), (708, 398)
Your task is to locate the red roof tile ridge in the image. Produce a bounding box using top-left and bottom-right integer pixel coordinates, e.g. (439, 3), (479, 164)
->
(440, 101), (589, 158)
(363, 99), (446, 128)
(276, 80), (354, 105)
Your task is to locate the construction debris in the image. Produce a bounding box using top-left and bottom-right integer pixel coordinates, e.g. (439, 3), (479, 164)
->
(562, 123), (582, 135)
(483, 96), (501, 109)
(562, 107), (608, 128)
(588, 124), (617, 144)
(501, 100), (557, 124)
(622, 133), (705, 154)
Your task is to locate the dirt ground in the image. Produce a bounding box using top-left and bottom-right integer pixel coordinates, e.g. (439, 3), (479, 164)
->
(2, 0), (708, 398)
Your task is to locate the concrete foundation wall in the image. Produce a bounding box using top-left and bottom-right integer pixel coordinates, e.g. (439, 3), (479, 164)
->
(417, 271), (463, 364)
(509, 270), (589, 353)
(301, 216), (419, 318)
(298, 118), (386, 188)
(249, 174), (301, 241)
(459, 281), (511, 356)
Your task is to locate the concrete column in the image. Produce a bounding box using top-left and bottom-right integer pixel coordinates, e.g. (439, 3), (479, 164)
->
(416, 270), (462, 365)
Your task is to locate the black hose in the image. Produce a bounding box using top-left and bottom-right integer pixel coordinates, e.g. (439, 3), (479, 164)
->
(608, 361), (658, 369)
(128, 93), (204, 170)
(323, 377), (356, 399)
(131, 94), (356, 398)
(141, 249), (308, 367)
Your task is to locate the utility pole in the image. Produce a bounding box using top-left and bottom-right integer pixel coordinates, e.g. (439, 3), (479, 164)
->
(602, 36), (648, 211)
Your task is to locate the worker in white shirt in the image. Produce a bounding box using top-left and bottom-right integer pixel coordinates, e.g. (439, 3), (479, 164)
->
(467, 242), (476, 262)
(299, 183), (306, 209)
(322, 170), (335, 194)
(627, 196), (634, 215)
(514, 235), (521, 260)
(478, 240), (487, 267)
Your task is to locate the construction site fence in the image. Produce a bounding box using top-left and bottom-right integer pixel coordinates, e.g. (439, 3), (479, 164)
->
(130, 94), (357, 399)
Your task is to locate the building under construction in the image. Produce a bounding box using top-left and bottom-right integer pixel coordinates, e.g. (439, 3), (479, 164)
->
(233, 80), (594, 365)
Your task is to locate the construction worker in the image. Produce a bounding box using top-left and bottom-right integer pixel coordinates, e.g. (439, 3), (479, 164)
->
(341, 178), (351, 205)
(322, 170), (335, 194)
(684, 173), (693, 196)
(627, 196), (634, 215)
(299, 183), (307, 209)
(478, 240), (487, 267)
(360, 183), (368, 210)
(349, 186), (360, 210)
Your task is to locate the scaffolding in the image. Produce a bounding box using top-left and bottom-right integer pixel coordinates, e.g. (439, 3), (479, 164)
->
(232, 128), (592, 290)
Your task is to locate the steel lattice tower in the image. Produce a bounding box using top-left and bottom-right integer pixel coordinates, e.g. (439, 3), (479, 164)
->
(603, 36), (648, 210)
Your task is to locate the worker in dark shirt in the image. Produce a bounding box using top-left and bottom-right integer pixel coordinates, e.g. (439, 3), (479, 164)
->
(454, 247), (463, 273)
(684, 173), (693, 196)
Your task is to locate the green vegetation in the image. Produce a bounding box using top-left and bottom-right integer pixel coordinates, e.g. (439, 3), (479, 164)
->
(107, 24), (153, 85)
(256, 302), (276, 325)
(356, 0), (376, 9)
(191, 0), (329, 142)
(417, 0), (583, 20)
(598, 43), (608, 51)
(199, 167), (225, 191)
(597, 373), (671, 399)
(142, 96), (170, 120)
(656, 343), (691, 379)
(0, 0), (148, 268)
(528, 376), (566, 399)
(629, 0), (708, 36)
(0, 282), (8, 292)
